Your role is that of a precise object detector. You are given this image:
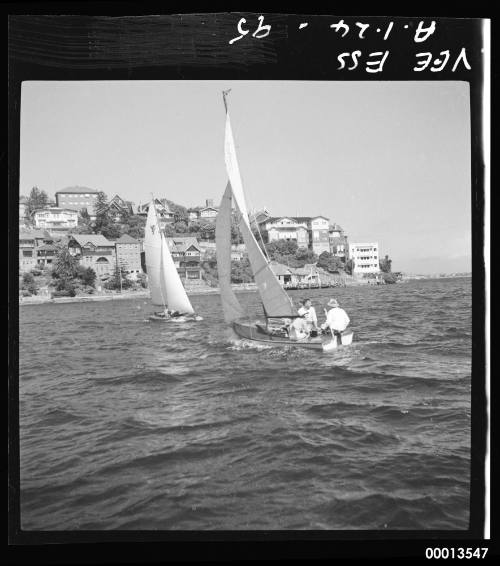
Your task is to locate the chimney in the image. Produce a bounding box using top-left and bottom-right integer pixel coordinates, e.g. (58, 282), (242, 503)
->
(206, 199), (214, 207)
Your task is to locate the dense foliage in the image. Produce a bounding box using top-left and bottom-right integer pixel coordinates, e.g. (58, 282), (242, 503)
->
(26, 187), (49, 218)
(104, 265), (133, 290)
(21, 272), (38, 295)
(379, 254), (392, 273)
(317, 251), (344, 273)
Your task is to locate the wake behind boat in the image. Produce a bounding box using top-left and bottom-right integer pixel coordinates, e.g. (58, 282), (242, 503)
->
(216, 91), (353, 352)
(143, 200), (202, 323)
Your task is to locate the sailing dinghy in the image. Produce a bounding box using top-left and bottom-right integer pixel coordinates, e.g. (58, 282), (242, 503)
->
(144, 200), (202, 322)
(216, 91), (352, 351)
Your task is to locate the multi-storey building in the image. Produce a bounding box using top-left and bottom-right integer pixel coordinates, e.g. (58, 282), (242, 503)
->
(19, 230), (55, 272)
(166, 237), (202, 279)
(349, 242), (380, 274)
(67, 234), (116, 278)
(114, 234), (142, 275)
(329, 223), (349, 261)
(259, 215), (330, 255)
(308, 216), (330, 255)
(32, 207), (78, 231)
(55, 186), (100, 216)
(260, 217), (310, 248)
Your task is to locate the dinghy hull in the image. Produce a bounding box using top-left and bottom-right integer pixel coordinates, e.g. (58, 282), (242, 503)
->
(149, 314), (203, 322)
(232, 322), (353, 351)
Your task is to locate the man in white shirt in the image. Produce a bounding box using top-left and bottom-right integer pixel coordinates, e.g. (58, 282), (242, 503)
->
(297, 298), (319, 335)
(321, 298), (350, 339)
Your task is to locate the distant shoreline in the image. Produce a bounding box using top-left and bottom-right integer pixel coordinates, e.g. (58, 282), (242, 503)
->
(18, 276), (471, 306)
(19, 284), (258, 306)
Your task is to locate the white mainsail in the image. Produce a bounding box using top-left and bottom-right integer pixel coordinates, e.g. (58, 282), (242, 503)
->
(144, 202), (165, 307)
(222, 94), (298, 319)
(144, 201), (195, 314)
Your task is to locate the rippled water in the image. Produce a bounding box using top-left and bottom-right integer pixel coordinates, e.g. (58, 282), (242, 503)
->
(19, 278), (471, 530)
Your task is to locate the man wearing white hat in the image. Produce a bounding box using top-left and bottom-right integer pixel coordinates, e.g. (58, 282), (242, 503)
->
(321, 298), (350, 340)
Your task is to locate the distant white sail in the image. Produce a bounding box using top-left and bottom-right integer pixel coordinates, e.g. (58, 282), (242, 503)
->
(144, 201), (194, 314)
(223, 102), (298, 318)
(144, 203), (165, 307)
(160, 232), (194, 314)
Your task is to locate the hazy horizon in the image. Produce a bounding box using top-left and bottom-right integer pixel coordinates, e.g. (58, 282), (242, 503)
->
(19, 80), (472, 274)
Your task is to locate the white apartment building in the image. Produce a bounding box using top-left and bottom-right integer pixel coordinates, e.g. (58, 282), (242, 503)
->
(32, 207), (78, 231)
(349, 242), (380, 274)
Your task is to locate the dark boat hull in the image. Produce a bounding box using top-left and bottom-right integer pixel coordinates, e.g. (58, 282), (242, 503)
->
(232, 321), (353, 351)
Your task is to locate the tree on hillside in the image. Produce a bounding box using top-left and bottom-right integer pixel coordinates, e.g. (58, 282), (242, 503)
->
(231, 222), (243, 244)
(93, 191), (112, 234)
(294, 247), (318, 267)
(76, 265), (97, 287)
(105, 265), (133, 291)
(165, 200), (189, 224)
(317, 251), (343, 273)
(52, 247), (78, 280)
(200, 222), (216, 240)
(379, 254), (392, 273)
(26, 186), (49, 216)
(94, 191), (109, 216)
(345, 259), (354, 275)
(21, 272), (38, 295)
(174, 220), (188, 233)
(265, 239), (298, 259)
(122, 215), (146, 239)
(99, 222), (122, 240)
(187, 221), (202, 233)
(231, 257), (254, 283)
(163, 224), (175, 237)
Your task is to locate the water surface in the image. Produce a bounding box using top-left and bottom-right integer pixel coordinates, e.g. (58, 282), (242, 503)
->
(19, 278), (471, 530)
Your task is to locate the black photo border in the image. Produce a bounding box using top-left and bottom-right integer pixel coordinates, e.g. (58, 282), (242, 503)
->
(7, 8), (491, 563)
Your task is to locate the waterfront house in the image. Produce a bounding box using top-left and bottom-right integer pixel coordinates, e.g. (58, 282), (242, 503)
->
(308, 216), (330, 255)
(349, 242), (380, 274)
(114, 234), (142, 276)
(35, 243), (58, 268)
(259, 215), (330, 255)
(55, 186), (100, 217)
(261, 217), (310, 248)
(32, 207), (78, 232)
(67, 234), (116, 278)
(166, 237), (202, 279)
(269, 261), (294, 285)
(19, 229), (55, 272)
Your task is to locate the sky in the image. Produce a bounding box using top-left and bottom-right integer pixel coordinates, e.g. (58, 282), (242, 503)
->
(19, 80), (471, 274)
